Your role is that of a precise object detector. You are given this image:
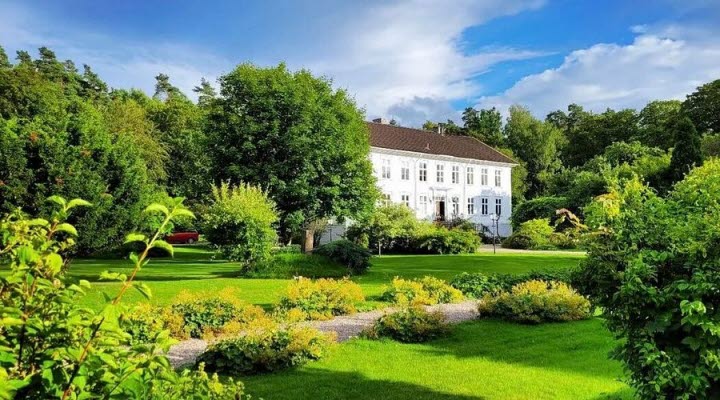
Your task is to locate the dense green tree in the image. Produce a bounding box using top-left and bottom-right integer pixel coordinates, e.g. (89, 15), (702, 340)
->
(668, 116), (703, 182)
(80, 64), (109, 100)
(462, 107), (504, 146)
(637, 100), (681, 149)
(193, 77), (217, 107)
(701, 133), (720, 159)
(505, 105), (563, 197)
(683, 79), (720, 134)
(206, 63), (376, 245)
(15, 50), (32, 66)
(0, 45), (10, 69)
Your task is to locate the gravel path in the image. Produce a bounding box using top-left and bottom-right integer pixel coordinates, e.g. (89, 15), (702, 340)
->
(165, 300), (480, 368)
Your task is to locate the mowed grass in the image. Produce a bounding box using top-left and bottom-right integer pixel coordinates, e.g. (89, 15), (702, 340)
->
(70, 246), (584, 309)
(243, 319), (632, 400)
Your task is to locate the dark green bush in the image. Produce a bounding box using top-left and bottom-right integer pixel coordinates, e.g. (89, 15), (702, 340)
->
(196, 326), (332, 375)
(511, 196), (568, 229)
(451, 270), (572, 298)
(416, 227), (481, 254)
(502, 218), (554, 249)
(573, 160), (720, 399)
(364, 307), (450, 343)
(314, 239), (372, 275)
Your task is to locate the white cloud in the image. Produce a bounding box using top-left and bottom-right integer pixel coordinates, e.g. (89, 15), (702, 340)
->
(298, 0), (547, 126)
(478, 27), (720, 117)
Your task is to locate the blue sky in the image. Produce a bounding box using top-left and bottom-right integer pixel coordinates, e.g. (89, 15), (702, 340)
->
(1, 0), (719, 126)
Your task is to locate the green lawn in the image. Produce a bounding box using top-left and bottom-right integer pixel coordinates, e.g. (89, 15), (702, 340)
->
(72, 246), (584, 309)
(64, 246), (629, 399)
(243, 319), (632, 400)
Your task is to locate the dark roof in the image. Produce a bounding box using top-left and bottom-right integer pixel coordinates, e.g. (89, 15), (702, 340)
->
(367, 122), (516, 164)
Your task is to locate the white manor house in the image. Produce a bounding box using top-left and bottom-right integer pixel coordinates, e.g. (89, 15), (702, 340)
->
(321, 118), (516, 243)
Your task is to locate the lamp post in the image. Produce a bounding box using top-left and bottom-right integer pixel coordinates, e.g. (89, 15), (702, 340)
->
(490, 213), (499, 254)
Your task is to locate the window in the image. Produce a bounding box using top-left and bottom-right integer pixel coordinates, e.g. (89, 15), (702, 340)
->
(495, 198), (502, 216)
(401, 194), (410, 207)
(481, 198), (489, 215)
(495, 170), (502, 187)
(451, 166), (460, 184)
(418, 195), (429, 213)
(401, 161), (410, 180)
(452, 197), (459, 216)
(436, 164), (444, 183)
(381, 159), (391, 179)
(467, 197), (475, 215)
(481, 168), (488, 185)
(466, 167), (474, 185)
(418, 162), (427, 182)
(381, 193), (391, 206)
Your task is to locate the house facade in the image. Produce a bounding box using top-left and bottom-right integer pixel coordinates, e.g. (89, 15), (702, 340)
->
(319, 118), (516, 244)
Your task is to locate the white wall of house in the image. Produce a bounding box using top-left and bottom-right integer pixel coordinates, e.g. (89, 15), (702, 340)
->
(370, 147), (514, 237)
(318, 147), (514, 245)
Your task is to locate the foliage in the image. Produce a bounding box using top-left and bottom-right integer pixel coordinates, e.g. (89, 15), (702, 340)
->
(461, 106), (505, 147)
(505, 105), (564, 197)
(0, 196), (245, 399)
(503, 218), (555, 250)
(511, 196), (568, 228)
(637, 100), (682, 150)
(364, 307), (450, 343)
(381, 276), (464, 306)
(346, 203), (419, 254)
(203, 182), (278, 268)
(416, 226), (481, 254)
(682, 78), (720, 134)
(206, 63), (376, 242)
(451, 270), (573, 299)
(478, 280), (591, 324)
(701, 133), (720, 158)
(573, 160), (720, 399)
(668, 115), (703, 183)
(277, 277), (365, 321)
(314, 239), (372, 275)
(248, 252), (348, 279)
(196, 325), (333, 376)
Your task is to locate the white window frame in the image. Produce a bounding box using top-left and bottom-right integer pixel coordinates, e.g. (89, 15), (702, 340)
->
(466, 167), (474, 185)
(381, 159), (391, 179)
(467, 197), (475, 215)
(481, 198), (489, 215)
(401, 161), (410, 180)
(436, 164), (444, 183)
(401, 194), (410, 207)
(418, 195), (429, 214)
(495, 169), (502, 187)
(418, 162), (427, 182)
(481, 168), (488, 186)
(451, 166), (460, 184)
(495, 198), (502, 216)
(381, 193), (391, 206)
(451, 197), (460, 216)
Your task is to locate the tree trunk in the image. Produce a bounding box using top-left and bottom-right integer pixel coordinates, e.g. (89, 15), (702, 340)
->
(303, 229), (315, 253)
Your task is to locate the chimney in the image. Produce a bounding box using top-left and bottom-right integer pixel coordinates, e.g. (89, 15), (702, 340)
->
(373, 117), (390, 124)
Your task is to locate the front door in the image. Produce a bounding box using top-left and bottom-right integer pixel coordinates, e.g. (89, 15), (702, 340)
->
(435, 198), (446, 221)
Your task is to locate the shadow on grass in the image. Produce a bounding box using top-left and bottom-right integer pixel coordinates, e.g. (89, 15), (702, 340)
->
(243, 368), (486, 400)
(419, 319), (625, 381)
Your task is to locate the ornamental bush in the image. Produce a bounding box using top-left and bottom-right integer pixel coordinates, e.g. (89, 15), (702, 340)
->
(314, 239), (372, 275)
(277, 277), (365, 321)
(572, 160), (720, 399)
(451, 270), (573, 298)
(364, 307), (450, 343)
(196, 325), (333, 375)
(0, 196), (245, 399)
(416, 226), (481, 254)
(477, 280), (591, 324)
(511, 196), (568, 228)
(502, 218), (554, 249)
(381, 276), (464, 306)
(202, 182), (278, 269)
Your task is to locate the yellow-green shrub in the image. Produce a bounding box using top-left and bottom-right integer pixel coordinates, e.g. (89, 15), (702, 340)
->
(478, 280), (590, 324)
(381, 276), (464, 305)
(364, 307), (450, 343)
(196, 326), (334, 375)
(277, 277), (365, 321)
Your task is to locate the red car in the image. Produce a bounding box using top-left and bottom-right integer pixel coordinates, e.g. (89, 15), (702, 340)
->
(165, 230), (200, 244)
